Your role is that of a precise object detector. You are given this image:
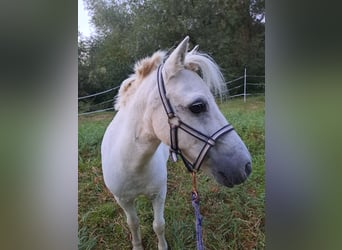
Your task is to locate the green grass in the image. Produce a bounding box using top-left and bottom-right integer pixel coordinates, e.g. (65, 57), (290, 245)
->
(78, 96), (265, 249)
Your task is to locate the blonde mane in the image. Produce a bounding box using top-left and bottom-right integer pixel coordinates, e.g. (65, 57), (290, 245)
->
(115, 48), (226, 111)
(114, 51), (166, 110)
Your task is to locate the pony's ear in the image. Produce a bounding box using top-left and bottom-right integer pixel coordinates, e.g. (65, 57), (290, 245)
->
(163, 36), (189, 81)
(189, 45), (199, 55)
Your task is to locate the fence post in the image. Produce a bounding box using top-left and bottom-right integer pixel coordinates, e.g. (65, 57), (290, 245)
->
(243, 67), (247, 103)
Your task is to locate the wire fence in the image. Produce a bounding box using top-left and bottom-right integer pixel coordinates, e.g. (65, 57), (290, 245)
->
(78, 86), (120, 100)
(78, 68), (264, 116)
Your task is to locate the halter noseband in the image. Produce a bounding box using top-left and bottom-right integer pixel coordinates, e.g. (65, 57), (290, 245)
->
(157, 65), (234, 172)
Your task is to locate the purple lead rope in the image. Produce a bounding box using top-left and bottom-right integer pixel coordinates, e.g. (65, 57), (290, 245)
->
(192, 191), (204, 250)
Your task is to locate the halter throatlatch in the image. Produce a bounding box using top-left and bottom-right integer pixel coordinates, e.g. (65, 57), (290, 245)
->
(157, 65), (235, 173)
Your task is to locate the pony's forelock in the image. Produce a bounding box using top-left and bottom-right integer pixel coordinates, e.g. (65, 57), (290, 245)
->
(184, 51), (226, 96)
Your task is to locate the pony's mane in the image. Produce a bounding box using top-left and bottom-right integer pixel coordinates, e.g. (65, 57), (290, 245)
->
(114, 51), (166, 110)
(115, 49), (226, 110)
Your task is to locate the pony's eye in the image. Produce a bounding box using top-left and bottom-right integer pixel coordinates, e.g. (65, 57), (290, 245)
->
(189, 101), (206, 114)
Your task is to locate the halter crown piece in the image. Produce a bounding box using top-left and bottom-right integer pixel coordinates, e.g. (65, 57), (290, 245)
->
(157, 65), (235, 173)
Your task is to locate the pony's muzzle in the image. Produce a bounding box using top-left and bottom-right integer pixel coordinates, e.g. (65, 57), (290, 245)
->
(245, 162), (252, 176)
(213, 158), (252, 188)
(236, 160), (252, 184)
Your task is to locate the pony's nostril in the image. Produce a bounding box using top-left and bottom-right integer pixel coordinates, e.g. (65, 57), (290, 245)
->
(245, 162), (252, 176)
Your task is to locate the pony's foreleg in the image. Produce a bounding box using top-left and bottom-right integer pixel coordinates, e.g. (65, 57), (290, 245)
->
(116, 197), (143, 250)
(151, 188), (168, 250)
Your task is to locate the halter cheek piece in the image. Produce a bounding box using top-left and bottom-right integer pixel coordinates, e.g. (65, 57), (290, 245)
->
(157, 65), (235, 173)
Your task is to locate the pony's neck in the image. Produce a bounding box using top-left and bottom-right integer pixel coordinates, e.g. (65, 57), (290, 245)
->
(120, 72), (162, 163)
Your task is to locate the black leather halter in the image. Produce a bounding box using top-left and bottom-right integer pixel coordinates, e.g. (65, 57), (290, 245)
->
(157, 65), (235, 172)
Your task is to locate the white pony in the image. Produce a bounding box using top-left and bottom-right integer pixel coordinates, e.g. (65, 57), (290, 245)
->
(101, 36), (252, 250)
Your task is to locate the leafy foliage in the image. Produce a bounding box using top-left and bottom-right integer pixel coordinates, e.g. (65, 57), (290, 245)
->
(78, 0), (264, 109)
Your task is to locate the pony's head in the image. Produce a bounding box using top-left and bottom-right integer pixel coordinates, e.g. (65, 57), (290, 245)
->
(152, 36), (252, 187)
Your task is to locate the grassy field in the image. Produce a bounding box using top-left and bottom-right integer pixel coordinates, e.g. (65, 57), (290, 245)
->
(78, 95), (265, 250)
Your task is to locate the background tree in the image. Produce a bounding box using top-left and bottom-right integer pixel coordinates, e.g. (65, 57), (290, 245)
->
(78, 0), (264, 109)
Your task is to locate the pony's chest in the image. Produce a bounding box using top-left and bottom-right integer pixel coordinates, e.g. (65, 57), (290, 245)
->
(107, 168), (165, 199)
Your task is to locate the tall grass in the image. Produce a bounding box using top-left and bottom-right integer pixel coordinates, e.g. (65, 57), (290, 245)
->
(78, 96), (265, 249)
